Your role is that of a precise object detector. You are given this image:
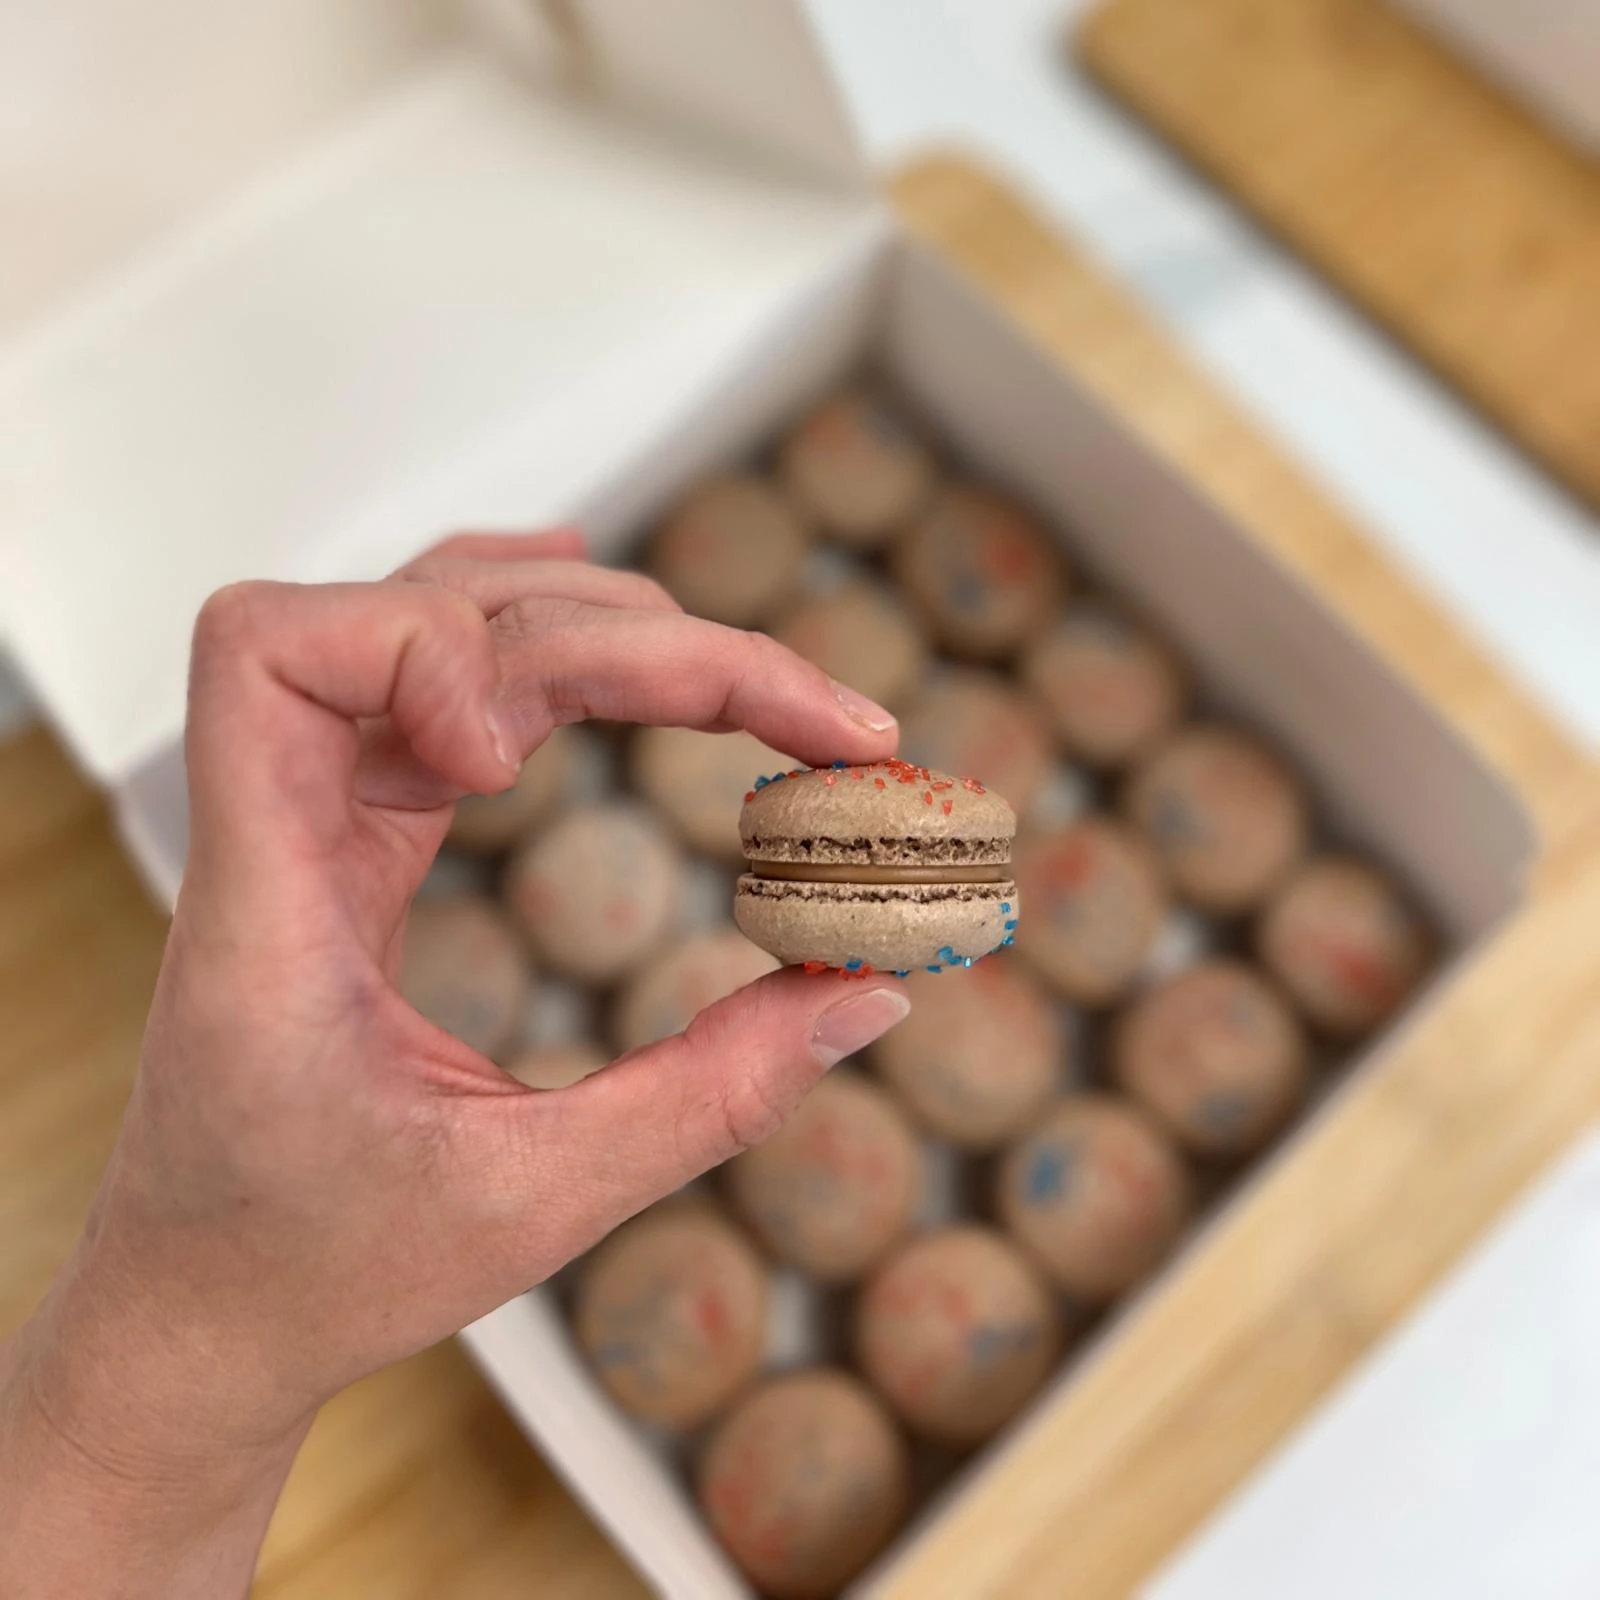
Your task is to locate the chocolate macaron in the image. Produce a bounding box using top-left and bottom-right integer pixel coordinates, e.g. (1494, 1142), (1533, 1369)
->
(778, 390), (935, 549)
(734, 759), (1019, 976)
(574, 1201), (768, 1431)
(698, 1368), (910, 1599)
(647, 472), (809, 627)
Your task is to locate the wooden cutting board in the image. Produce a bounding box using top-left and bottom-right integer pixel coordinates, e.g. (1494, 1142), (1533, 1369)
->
(1077, 0), (1600, 513)
(2, 155), (1597, 1597)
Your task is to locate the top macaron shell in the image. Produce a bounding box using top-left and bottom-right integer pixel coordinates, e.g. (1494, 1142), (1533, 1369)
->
(893, 483), (1067, 660)
(735, 761), (1019, 975)
(648, 473), (810, 627)
(778, 393), (937, 548)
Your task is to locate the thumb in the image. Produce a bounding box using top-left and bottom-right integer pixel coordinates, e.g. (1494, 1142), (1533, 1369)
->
(501, 970), (911, 1264)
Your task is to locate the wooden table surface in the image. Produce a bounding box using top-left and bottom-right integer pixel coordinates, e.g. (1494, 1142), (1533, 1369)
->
(1076, 0), (1600, 513)
(3, 156), (1598, 1598)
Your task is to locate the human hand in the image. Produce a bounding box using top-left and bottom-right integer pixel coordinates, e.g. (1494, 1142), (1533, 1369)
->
(0, 531), (910, 1598)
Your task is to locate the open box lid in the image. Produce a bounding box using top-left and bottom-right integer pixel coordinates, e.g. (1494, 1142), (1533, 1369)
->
(0, 0), (881, 785)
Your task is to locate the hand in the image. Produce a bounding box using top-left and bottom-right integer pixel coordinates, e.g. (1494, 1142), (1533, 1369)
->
(0, 531), (911, 1599)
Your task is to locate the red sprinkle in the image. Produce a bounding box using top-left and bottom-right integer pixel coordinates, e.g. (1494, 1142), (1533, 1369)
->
(824, 773), (837, 786)
(803, 961), (829, 975)
(744, 790), (756, 802)
(851, 768), (864, 780)
(943, 799), (954, 815)
(923, 790), (934, 806)
(874, 778), (887, 790)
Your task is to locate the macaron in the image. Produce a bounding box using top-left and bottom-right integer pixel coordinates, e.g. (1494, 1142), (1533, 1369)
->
(631, 726), (789, 863)
(504, 802), (682, 984)
(778, 391), (936, 548)
(697, 1368), (910, 1599)
(1021, 602), (1187, 768)
(853, 1225), (1061, 1445)
(1257, 856), (1431, 1038)
(997, 1096), (1191, 1300)
(399, 894), (533, 1061)
(574, 1202), (768, 1430)
(613, 928), (779, 1054)
(1014, 817), (1167, 1005)
(647, 473), (809, 627)
(893, 482), (1066, 660)
(897, 669), (1054, 820)
(771, 578), (929, 714)
(1125, 723), (1310, 914)
(1112, 959), (1309, 1156)
(872, 959), (1064, 1150)
(446, 726), (574, 853)
(735, 759), (1019, 975)
(503, 1040), (610, 1090)
(725, 1070), (922, 1282)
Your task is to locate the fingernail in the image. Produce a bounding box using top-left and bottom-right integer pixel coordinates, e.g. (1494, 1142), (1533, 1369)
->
(812, 986), (911, 1068)
(485, 702), (520, 779)
(833, 679), (897, 733)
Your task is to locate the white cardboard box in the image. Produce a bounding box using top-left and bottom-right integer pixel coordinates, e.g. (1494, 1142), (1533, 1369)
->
(0, 4), (1539, 1594)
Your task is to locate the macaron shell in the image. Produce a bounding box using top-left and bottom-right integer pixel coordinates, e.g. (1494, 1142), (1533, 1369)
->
(897, 670), (1053, 820)
(504, 803), (683, 983)
(872, 959), (1064, 1150)
(697, 1368), (910, 1599)
(1125, 723), (1310, 914)
(648, 473), (809, 627)
(735, 877), (1017, 975)
(1112, 959), (1309, 1155)
(447, 727), (573, 853)
(739, 758), (1016, 861)
(574, 1203), (768, 1430)
(778, 392), (936, 548)
(1015, 817), (1166, 1005)
(1022, 604), (1188, 768)
(1257, 856), (1431, 1037)
(725, 1070), (922, 1281)
(613, 928), (779, 1053)
(504, 1041), (610, 1091)
(771, 579), (928, 713)
(894, 483), (1067, 660)
(633, 726), (790, 862)
(399, 895), (533, 1062)
(997, 1096), (1191, 1300)
(853, 1225), (1061, 1444)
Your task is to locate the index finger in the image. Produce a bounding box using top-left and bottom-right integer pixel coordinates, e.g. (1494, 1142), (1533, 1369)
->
(491, 598), (899, 769)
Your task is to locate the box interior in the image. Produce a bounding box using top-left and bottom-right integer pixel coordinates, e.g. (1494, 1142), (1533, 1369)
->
(463, 230), (1534, 1599)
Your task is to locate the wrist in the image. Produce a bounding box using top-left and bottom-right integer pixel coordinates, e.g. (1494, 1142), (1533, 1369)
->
(0, 1248), (312, 1600)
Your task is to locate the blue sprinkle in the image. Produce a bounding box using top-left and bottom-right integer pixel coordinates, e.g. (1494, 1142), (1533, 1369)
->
(844, 958), (863, 972)
(892, 969), (911, 978)
(1001, 934), (1015, 947)
(753, 775), (770, 790)
(1004, 919), (1019, 930)
(962, 956), (974, 968)
(831, 759), (847, 769)
(925, 965), (943, 974)
(1000, 902), (1012, 914)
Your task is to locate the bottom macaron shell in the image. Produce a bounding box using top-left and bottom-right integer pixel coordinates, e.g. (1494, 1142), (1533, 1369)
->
(734, 879), (1018, 974)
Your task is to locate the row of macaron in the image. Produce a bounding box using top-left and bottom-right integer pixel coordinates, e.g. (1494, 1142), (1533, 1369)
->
(575, 1072), (1196, 1598)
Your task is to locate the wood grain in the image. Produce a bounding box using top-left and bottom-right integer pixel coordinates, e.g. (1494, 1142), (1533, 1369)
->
(0, 726), (644, 1600)
(1077, 0), (1600, 512)
(2, 156), (1597, 1597)
(881, 153), (1600, 1598)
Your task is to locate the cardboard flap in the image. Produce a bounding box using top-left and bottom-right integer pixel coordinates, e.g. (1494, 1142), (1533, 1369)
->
(471, 0), (870, 187)
(0, 44), (882, 785)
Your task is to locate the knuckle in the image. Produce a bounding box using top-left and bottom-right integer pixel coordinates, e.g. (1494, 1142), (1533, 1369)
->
(192, 580), (273, 656)
(710, 1071), (789, 1156)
